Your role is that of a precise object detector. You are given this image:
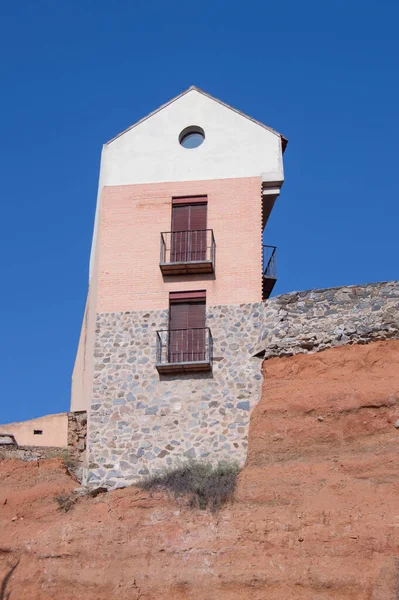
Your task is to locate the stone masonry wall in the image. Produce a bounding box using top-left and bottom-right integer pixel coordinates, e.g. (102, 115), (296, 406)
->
(0, 446), (69, 462)
(87, 280), (399, 489)
(256, 280), (399, 358)
(87, 304), (264, 488)
(67, 411), (87, 464)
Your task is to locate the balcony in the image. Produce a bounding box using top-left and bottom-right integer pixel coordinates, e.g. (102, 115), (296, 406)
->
(160, 230), (215, 275)
(156, 327), (213, 374)
(263, 245), (277, 299)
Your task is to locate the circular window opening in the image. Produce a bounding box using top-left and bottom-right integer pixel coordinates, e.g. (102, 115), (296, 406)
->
(179, 126), (205, 149)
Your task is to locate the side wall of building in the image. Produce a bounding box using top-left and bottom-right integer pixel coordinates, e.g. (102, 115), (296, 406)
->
(0, 413), (68, 447)
(71, 235), (100, 413)
(70, 303), (88, 412)
(87, 281), (399, 489)
(97, 177), (263, 312)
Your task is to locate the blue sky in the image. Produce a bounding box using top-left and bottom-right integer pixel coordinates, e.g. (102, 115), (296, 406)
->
(1, 0), (398, 424)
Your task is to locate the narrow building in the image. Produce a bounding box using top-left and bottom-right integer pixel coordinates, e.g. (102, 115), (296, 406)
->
(71, 86), (287, 488)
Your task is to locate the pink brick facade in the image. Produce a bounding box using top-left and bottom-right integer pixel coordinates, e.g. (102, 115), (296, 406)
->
(97, 176), (263, 312)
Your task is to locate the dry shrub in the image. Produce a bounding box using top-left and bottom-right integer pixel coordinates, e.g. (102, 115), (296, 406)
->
(139, 460), (240, 511)
(46, 449), (78, 472)
(54, 491), (76, 513)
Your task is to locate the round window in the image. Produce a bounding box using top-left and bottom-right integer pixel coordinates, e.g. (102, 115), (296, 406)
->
(179, 126), (205, 149)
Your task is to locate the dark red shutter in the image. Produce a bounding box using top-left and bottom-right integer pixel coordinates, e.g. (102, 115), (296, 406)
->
(187, 302), (205, 328)
(188, 302), (206, 360)
(172, 195), (207, 205)
(189, 204), (207, 230)
(169, 297), (206, 363)
(170, 302), (188, 330)
(170, 201), (207, 262)
(169, 302), (187, 363)
(171, 205), (189, 262)
(172, 205), (189, 231)
(169, 290), (206, 301)
(189, 204), (207, 261)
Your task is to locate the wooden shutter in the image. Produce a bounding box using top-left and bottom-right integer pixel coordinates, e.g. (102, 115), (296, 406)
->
(189, 204), (207, 230)
(169, 290), (206, 301)
(171, 202), (207, 262)
(172, 195), (207, 205)
(169, 302), (188, 362)
(169, 302), (189, 330)
(171, 205), (189, 262)
(188, 301), (206, 360)
(169, 294), (206, 362)
(187, 302), (205, 328)
(189, 204), (207, 260)
(172, 205), (189, 232)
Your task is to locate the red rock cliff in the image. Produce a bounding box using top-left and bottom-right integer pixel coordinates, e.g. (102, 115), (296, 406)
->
(2, 339), (399, 599)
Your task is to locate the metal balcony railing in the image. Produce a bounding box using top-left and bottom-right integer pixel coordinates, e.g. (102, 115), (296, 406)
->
(160, 230), (216, 274)
(263, 245), (277, 299)
(263, 245), (277, 279)
(156, 327), (213, 373)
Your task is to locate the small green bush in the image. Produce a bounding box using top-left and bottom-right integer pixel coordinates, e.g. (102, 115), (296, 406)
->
(139, 460), (240, 512)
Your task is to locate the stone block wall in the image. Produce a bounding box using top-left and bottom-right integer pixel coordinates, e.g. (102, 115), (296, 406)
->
(0, 446), (68, 462)
(87, 280), (399, 489)
(87, 304), (264, 488)
(256, 281), (399, 358)
(67, 411), (87, 463)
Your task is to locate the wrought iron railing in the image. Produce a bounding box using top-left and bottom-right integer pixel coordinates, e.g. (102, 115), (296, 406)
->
(160, 230), (216, 265)
(263, 245), (277, 279)
(156, 327), (213, 366)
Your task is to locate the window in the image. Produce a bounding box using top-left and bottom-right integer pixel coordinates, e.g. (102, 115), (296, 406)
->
(171, 197), (207, 263)
(169, 291), (206, 363)
(33, 429), (43, 435)
(179, 126), (205, 149)
(155, 290), (212, 373)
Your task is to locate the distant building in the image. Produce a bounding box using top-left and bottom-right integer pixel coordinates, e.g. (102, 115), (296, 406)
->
(0, 413), (68, 448)
(71, 87), (287, 488)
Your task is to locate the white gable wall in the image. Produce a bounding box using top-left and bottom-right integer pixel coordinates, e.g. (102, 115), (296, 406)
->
(102, 89), (284, 185)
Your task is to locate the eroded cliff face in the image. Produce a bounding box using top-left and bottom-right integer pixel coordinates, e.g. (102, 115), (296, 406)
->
(2, 340), (399, 599)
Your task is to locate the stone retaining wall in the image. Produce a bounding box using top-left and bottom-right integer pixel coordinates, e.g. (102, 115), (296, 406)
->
(256, 280), (399, 358)
(0, 446), (67, 462)
(87, 280), (399, 489)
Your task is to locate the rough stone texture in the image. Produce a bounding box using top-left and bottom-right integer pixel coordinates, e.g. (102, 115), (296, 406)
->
(0, 446), (68, 462)
(67, 411), (87, 463)
(87, 280), (399, 489)
(88, 304), (264, 488)
(257, 280), (399, 359)
(3, 340), (399, 599)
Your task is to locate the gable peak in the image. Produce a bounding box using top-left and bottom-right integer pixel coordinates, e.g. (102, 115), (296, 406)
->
(106, 86), (287, 151)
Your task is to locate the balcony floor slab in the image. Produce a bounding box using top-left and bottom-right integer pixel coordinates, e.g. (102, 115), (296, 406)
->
(160, 260), (214, 276)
